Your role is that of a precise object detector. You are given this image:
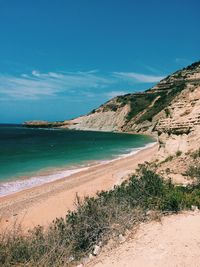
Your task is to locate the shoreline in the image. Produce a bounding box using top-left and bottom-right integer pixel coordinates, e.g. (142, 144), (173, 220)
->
(0, 141), (156, 198)
(0, 143), (158, 231)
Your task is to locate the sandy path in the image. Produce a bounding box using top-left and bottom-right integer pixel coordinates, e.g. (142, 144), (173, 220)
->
(0, 144), (157, 231)
(91, 212), (200, 267)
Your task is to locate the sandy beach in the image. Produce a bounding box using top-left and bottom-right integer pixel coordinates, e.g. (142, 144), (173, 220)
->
(0, 144), (158, 231)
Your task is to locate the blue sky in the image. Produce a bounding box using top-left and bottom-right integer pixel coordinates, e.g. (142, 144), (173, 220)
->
(0, 0), (199, 123)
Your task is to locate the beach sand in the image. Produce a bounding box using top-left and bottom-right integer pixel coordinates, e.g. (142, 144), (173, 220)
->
(0, 144), (158, 231)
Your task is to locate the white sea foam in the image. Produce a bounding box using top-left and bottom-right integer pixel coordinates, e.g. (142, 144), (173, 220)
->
(100, 141), (157, 164)
(0, 167), (89, 197)
(0, 142), (157, 197)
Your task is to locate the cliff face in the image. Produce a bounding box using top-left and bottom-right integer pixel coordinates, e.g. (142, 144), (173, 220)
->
(64, 61), (200, 157)
(64, 99), (130, 132)
(25, 61), (200, 157)
(155, 78), (200, 157)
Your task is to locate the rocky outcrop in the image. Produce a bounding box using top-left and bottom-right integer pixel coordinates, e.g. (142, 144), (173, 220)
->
(24, 120), (68, 128)
(64, 100), (130, 132)
(25, 61), (200, 157)
(66, 61), (200, 157)
(152, 62), (200, 156)
(156, 84), (200, 157)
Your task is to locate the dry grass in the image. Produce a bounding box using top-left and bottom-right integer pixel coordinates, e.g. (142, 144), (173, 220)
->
(1, 164), (200, 266)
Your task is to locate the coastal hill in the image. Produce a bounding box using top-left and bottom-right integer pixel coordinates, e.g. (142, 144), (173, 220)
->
(25, 61), (200, 157)
(2, 61), (200, 266)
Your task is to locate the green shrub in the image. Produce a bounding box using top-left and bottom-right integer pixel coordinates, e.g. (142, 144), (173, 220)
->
(162, 155), (174, 163)
(191, 149), (200, 159)
(125, 93), (157, 122)
(1, 165), (200, 266)
(176, 150), (182, 157)
(136, 83), (185, 124)
(185, 165), (200, 180)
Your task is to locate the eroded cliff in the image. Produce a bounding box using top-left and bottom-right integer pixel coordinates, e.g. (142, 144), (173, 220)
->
(25, 61), (200, 157)
(66, 61), (200, 157)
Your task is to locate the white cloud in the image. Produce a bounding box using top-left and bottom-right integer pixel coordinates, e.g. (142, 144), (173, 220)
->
(0, 71), (114, 100)
(0, 69), (165, 101)
(113, 72), (164, 83)
(32, 70), (41, 77)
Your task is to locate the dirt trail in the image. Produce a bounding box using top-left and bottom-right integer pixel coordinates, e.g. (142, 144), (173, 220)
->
(91, 212), (200, 267)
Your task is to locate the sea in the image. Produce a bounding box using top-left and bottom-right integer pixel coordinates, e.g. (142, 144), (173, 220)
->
(0, 124), (155, 197)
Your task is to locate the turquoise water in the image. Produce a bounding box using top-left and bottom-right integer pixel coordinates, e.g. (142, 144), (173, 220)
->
(0, 124), (154, 196)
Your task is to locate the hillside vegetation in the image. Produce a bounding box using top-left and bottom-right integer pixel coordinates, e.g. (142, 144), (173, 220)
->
(17, 60), (200, 266)
(1, 156), (200, 267)
(25, 60), (200, 148)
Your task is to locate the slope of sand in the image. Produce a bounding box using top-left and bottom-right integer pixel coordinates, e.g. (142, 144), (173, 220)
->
(91, 212), (200, 267)
(0, 144), (158, 231)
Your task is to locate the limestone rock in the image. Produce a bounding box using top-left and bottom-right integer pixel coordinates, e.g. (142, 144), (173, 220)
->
(93, 245), (101, 256)
(119, 234), (126, 243)
(191, 205), (199, 212)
